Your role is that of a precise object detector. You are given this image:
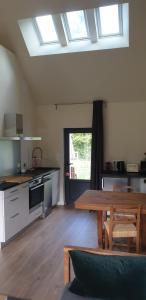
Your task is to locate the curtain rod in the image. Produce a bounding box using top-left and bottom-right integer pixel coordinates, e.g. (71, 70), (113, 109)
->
(54, 101), (107, 109)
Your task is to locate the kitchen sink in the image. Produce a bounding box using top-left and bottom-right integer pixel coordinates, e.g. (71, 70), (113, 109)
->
(24, 167), (56, 178)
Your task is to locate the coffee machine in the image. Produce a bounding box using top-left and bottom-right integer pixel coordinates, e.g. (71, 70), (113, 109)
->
(116, 161), (125, 173)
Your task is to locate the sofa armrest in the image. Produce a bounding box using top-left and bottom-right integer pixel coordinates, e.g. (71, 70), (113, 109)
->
(64, 245), (140, 284)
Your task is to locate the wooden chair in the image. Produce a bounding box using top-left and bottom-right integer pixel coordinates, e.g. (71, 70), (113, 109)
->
(112, 183), (135, 220)
(102, 185), (135, 247)
(104, 205), (141, 253)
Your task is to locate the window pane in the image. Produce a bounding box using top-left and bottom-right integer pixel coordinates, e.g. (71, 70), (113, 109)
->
(99, 5), (120, 36)
(35, 15), (58, 43)
(66, 10), (88, 40)
(69, 133), (92, 180)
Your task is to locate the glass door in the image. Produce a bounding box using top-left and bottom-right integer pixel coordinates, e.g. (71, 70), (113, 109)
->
(64, 128), (92, 204)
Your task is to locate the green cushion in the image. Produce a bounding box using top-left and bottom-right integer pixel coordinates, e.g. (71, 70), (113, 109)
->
(69, 250), (146, 300)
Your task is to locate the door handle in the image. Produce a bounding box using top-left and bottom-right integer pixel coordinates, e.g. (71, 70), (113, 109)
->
(65, 172), (70, 177)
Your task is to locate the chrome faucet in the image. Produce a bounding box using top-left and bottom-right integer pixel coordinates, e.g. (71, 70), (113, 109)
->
(32, 147), (43, 168)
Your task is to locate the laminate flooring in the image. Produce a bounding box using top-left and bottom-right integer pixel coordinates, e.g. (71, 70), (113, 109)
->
(0, 207), (97, 300)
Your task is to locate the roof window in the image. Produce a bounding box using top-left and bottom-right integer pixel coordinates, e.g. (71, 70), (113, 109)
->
(35, 15), (58, 44)
(18, 3), (129, 56)
(63, 10), (88, 41)
(97, 4), (122, 37)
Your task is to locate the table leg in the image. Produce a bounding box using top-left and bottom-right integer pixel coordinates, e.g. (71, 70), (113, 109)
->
(141, 214), (146, 251)
(97, 211), (103, 248)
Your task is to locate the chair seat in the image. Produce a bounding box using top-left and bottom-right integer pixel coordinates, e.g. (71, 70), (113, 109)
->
(104, 220), (137, 238)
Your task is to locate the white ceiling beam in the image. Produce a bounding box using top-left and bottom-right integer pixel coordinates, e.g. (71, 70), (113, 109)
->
(52, 14), (67, 47)
(86, 9), (97, 43)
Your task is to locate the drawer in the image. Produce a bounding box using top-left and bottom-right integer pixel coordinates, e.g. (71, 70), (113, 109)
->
(4, 212), (23, 241)
(4, 186), (19, 199)
(4, 196), (21, 218)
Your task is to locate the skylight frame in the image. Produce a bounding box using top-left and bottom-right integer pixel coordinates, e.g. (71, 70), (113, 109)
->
(96, 4), (123, 38)
(63, 10), (90, 42)
(34, 15), (59, 45)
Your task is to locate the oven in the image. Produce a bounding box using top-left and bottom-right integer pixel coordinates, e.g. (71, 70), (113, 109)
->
(29, 177), (44, 212)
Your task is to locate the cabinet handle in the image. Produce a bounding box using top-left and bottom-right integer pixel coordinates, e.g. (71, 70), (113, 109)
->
(11, 213), (20, 219)
(10, 189), (18, 193)
(10, 197), (19, 202)
(102, 178), (104, 188)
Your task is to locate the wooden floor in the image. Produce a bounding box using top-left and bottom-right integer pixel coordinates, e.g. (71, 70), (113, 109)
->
(0, 207), (97, 300)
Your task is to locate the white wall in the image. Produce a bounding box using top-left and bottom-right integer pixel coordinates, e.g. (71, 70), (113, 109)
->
(36, 101), (146, 204)
(0, 45), (36, 169)
(36, 104), (92, 204)
(104, 102), (146, 163)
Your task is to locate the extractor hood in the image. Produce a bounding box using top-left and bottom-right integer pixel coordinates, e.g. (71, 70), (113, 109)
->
(0, 113), (42, 141)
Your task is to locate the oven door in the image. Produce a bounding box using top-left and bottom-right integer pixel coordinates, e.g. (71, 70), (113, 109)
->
(29, 183), (44, 212)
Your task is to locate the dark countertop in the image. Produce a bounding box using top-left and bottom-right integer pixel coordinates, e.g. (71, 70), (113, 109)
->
(0, 167), (60, 191)
(101, 171), (146, 178)
(23, 167), (60, 178)
(0, 182), (19, 191)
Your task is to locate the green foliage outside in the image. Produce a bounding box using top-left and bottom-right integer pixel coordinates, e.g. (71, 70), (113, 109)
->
(71, 133), (92, 159)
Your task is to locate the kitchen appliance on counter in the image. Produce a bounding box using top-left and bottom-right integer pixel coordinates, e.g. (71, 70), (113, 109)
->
(117, 161), (125, 173)
(126, 163), (139, 173)
(42, 174), (52, 218)
(140, 161), (146, 174)
(105, 161), (113, 171)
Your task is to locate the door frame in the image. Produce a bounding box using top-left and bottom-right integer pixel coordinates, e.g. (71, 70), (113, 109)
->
(64, 128), (92, 204)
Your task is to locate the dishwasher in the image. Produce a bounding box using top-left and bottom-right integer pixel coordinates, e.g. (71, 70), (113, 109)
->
(42, 174), (52, 218)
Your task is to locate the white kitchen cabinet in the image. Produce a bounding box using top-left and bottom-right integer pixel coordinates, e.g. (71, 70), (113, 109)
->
(0, 182), (29, 243)
(102, 177), (127, 191)
(51, 170), (60, 206)
(27, 206), (42, 224)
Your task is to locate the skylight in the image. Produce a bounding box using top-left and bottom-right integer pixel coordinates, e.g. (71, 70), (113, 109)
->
(64, 10), (88, 41)
(35, 15), (58, 43)
(97, 4), (121, 36)
(18, 3), (129, 56)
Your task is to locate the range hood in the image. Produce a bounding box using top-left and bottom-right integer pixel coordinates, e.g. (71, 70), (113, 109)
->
(0, 113), (42, 141)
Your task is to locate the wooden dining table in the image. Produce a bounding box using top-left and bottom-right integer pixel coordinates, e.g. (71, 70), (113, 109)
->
(74, 190), (146, 249)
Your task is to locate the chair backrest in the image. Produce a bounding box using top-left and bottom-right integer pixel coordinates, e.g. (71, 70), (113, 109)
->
(109, 205), (141, 237)
(113, 183), (133, 192)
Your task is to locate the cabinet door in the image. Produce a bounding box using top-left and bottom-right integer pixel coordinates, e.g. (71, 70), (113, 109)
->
(102, 177), (127, 191)
(51, 171), (60, 206)
(130, 178), (140, 193)
(0, 193), (5, 242)
(4, 182), (29, 241)
(19, 182), (29, 227)
(4, 213), (23, 241)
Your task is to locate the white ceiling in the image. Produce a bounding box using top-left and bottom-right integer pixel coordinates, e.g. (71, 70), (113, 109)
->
(0, 0), (146, 105)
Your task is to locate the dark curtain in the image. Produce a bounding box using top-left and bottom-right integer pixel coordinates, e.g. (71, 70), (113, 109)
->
(91, 100), (104, 190)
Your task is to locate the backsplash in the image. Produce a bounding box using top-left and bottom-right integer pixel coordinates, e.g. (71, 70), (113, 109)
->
(0, 140), (20, 176)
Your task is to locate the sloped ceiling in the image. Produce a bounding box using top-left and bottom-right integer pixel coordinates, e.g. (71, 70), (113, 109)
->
(0, 0), (145, 105)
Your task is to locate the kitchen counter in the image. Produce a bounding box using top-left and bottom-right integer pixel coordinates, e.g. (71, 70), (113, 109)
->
(0, 167), (60, 246)
(0, 167), (60, 190)
(0, 176), (32, 191)
(101, 171), (146, 178)
(0, 182), (19, 191)
(23, 167), (59, 178)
